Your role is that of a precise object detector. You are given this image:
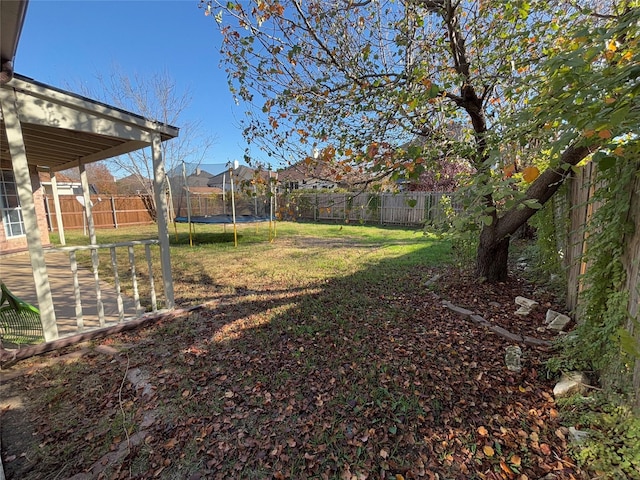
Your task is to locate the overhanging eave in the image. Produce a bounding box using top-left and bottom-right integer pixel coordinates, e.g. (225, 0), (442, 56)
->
(0, 73), (179, 172)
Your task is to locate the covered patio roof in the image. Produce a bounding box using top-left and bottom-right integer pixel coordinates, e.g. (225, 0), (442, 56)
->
(0, 73), (178, 172)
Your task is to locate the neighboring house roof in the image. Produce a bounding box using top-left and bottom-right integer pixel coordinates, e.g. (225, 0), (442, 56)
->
(38, 171), (99, 194)
(117, 173), (152, 185)
(279, 160), (334, 182)
(116, 174), (153, 194)
(278, 159), (366, 189)
(207, 165), (270, 189)
(38, 171), (77, 184)
(185, 169), (216, 187)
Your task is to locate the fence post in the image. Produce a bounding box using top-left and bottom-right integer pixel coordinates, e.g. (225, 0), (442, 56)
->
(342, 194), (346, 222)
(111, 196), (118, 229)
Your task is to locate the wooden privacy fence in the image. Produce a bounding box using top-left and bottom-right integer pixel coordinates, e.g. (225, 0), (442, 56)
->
(564, 162), (639, 316)
(44, 192), (460, 229)
(279, 192), (462, 226)
(44, 195), (155, 231)
(565, 161), (597, 312)
(563, 161), (640, 406)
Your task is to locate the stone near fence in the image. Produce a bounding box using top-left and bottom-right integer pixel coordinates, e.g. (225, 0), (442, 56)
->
(551, 317), (571, 331)
(547, 312), (572, 332)
(553, 371), (590, 398)
(505, 345), (523, 372)
(491, 325), (524, 343)
(443, 301), (552, 347)
(469, 314), (491, 327)
(514, 296), (538, 316)
(515, 296), (538, 308)
(568, 427), (590, 444)
(545, 309), (560, 325)
(515, 306), (532, 316)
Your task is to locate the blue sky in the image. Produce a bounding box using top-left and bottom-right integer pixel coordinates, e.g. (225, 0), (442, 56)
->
(16, 0), (257, 170)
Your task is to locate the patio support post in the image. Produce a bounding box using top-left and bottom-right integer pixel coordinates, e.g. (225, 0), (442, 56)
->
(50, 171), (66, 245)
(0, 89), (59, 341)
(152, 132), (174, 308)
(79, 161), (97, 245)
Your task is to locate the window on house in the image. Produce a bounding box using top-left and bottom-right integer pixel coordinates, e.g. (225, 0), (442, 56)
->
(0, 169), (26, 238)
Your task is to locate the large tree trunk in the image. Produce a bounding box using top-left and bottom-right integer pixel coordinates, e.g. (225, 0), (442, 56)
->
(474, 144), (596, 283)
(423, 2), (598, 284)
(476, 226), (510, 282)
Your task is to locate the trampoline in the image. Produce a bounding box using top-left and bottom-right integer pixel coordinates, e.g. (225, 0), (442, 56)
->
(174, 214), (270, 224)
(173, 161), (278, 246)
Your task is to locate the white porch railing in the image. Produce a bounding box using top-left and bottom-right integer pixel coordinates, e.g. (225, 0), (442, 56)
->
(49, 239), (163, 334)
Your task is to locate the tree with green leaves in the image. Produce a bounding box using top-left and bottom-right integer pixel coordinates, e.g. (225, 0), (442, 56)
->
(201, 0), (638, 281)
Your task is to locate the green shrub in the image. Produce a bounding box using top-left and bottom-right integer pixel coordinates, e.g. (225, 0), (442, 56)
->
(561, 397), (640, 479)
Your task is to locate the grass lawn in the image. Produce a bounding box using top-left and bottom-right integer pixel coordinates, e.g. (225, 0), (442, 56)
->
(1, 221), (579, 479)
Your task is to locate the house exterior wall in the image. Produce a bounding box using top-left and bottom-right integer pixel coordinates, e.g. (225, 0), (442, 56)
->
(0, 169), (51, 255)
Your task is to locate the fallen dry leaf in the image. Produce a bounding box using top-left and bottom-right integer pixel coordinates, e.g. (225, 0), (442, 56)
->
(4, 254), (580, 480)
(501, 460), (516, 476)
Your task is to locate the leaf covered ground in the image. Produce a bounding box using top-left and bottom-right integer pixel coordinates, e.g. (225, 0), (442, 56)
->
(1, 224), (584, 479)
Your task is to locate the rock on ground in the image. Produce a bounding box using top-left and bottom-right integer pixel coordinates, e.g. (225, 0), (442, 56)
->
(553, 371), (590, 398)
